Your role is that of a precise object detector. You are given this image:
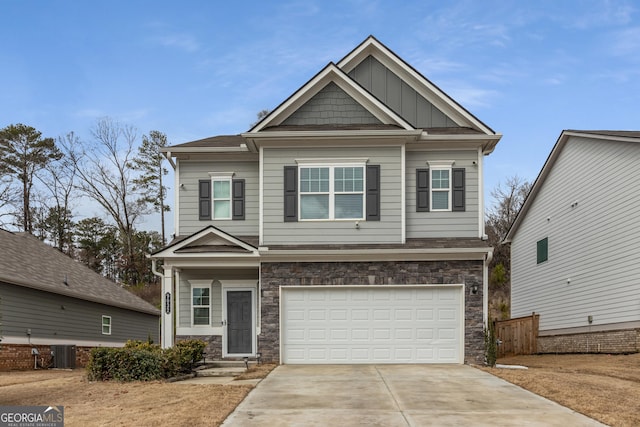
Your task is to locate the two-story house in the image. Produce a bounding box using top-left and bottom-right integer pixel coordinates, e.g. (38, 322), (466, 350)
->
(151, 36), (501, 364)
(505, 130), (640, 354)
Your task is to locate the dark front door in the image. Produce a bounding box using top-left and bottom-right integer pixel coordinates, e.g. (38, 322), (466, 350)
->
(227, 291), (252, 354)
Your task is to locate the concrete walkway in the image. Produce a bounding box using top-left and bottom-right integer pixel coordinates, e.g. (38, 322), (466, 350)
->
(222, 364), (605, 426)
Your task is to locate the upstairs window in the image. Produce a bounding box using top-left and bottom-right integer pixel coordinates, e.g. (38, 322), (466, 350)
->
(537, 237), (548, 264)
(430, 168), (451, 211)
(212, 178), (231, 219)
(199, 174), (245, 220)
(416, 162), (465, 212)
(299, 165), (364, 220)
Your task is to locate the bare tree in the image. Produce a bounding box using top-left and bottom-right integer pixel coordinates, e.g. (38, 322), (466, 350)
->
(72, 118), (150, 285)
(34, 132), (80, 253)
(485, 175), (532, 320)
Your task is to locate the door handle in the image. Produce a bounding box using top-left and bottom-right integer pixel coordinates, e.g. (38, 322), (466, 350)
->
(221, 320), (226, 326)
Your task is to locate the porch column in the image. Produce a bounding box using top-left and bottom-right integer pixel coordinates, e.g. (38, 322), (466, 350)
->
(161, 266), (174, 348)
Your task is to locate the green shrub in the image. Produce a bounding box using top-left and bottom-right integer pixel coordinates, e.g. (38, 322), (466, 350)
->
(86, 339), (206, 381)
(171, 339), (207, 373)
(484, 320), (498, 367)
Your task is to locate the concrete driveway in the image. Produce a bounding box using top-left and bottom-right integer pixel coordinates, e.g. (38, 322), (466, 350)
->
(222, 364), (604, 426)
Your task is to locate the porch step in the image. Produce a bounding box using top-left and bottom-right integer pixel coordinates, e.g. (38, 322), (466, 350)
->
(200, 360), (257, 368)
(196, 366), (247, 377)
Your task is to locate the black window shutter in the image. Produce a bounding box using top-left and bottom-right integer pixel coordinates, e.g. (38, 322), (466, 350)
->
(366, 165), (380, 221)
(232, 179), (245, 220)
(452, 168), (465, 212)
(283, 166), (298, 222)
(199, 179), (211, 220)
(416, 169), (429, 212)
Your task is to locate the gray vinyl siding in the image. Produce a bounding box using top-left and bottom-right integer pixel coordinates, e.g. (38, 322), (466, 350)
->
(406, 150), (479, 238)
(0, 283), (159, 343)
(177, 269), (258, 328)
(178, 160), (259, 236)
(511, 136), (640, 332)
(349, 56), (458, 128)
(282, 82), (381, 126)
(262, 146), (402, 244)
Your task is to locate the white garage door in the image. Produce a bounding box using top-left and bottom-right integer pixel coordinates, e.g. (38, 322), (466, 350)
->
(281, 286), (463, 364)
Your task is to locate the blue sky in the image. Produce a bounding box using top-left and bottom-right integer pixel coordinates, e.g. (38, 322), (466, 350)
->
(1, 0), (639, 232)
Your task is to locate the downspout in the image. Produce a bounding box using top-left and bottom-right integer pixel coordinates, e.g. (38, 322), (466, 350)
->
(150, 258), (169, 348)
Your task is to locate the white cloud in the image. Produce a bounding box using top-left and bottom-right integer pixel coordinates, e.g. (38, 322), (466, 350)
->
(443, 83), (499, 109)
(152, 33), (200, 53)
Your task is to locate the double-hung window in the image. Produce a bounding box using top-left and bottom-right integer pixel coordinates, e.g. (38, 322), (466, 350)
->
(431, 168), (451, 211)
(101, 315), (111, 335)
(192, 286), (211, 326)
(299, 164), (364, 220)
(199, 173), (245, 221)
(212, 178), (231, 219)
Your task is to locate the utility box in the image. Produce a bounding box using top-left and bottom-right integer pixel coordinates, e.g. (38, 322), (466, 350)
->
(51, 345), (76, 369)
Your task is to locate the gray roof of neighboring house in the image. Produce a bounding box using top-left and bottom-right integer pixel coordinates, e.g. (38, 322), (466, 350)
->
(0, 229), (160, 316)
(504, 130), (640, 242)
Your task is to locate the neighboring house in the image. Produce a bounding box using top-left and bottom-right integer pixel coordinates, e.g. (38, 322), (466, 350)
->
(0, 229), (160, 369)
(151, 36), (501, 364)
(504, 130), (640, 353)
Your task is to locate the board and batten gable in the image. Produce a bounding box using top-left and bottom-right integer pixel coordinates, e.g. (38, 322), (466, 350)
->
(348, 55), (458, 129)
(511, 135), (640, 333)
(0, 282), (159, 345)
(406, 149), (480, 238)
(177, 160), (259, 236)
(262, 145), (402, 245)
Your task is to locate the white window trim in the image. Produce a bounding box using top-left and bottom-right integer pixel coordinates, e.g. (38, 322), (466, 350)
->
(297, 163), (366, 221)
(190, 280), (213, 327)
(427, 161), (454, 212)
(209, 172), (234, 220)
(101, 315), (111, 335)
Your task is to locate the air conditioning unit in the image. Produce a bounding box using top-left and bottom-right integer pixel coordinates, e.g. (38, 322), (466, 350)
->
(51, 345), (76, 369)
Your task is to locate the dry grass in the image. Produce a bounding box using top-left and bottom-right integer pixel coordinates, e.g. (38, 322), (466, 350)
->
(235, 362), (277, 380)
(0, 366), (275, 427)
(481, 353), (640, 427)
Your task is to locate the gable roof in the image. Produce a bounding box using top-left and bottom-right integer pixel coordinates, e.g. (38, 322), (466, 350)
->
(504, 130), (640, 242)
(0, 229), (159, 315)
(337, 36), (496, 135)
(248, 62), (414, 132)
(151, 225), (259, 259)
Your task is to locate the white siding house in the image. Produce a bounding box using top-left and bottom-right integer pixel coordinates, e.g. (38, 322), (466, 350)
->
(505, 130), (640, 353)
(152, 36), (502, 365)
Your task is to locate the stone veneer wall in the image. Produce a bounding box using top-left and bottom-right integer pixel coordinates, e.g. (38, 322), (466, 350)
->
(538, 329), (640, 354)
(176, 335), (222, 360)
(260, 260), (485, 364)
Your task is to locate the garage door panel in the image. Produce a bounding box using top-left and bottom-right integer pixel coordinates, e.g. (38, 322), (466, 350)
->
(282, 286), (462, 364)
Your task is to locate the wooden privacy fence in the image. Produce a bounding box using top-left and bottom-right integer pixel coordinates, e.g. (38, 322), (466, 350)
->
(495, 313), (539, 357)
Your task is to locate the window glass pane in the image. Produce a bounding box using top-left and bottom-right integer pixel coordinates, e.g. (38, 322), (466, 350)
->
(335, 194), (363, 218)
(537, 238), (548, 264)
(300, 194), (329, 219)
(432, 170), (449, 189)
(335, 167), (363, 193)
(193, 308), (210, 325)
(300, 167), (329, 193)
(213, 180), (230, 198)
(214, 200), (230, 218)
(432, 191), (449, 210)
